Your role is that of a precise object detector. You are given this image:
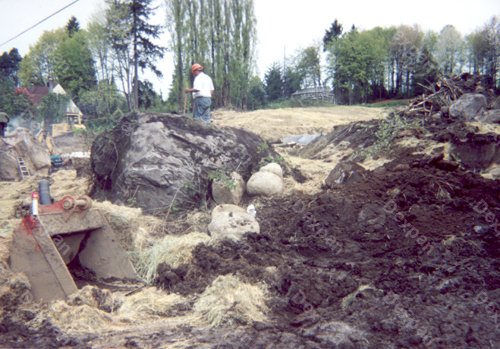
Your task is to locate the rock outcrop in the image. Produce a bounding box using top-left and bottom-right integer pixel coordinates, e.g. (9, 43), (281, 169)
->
(90, 113), (277, 214)
(0, 128), (51, 180)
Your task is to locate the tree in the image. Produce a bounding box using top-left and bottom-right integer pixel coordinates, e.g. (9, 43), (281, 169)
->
(264, 63), (282, 101)
(66, 16), (80, 37)
(104, 0), (165, 111)
(435, 25), (464, 76)
(389, 25), (423, 97)
(0, 48), (22, 85)
(19, 29), (67, 86)
(412, 44), (440, 95)
(165, 0), (187, 112)
(165, 0), (257, 111)
(78, 80), (127, 119)
(0, 49), (32, 116)
(129, 0), (165, 110)
(328, 27), (388, 104)
(105, 0), (133, 110)
(137, 80), (158, 109)
(323, 19), (343, 51)
(0, 77), (33, 116)
(87, 17), (113, 84)
(283, 66), (302, 97)
(53, 30), (97, 102)
(247, 76), (265, 110)
(465, 21), (499, 88)
(296, 45), (322, 88)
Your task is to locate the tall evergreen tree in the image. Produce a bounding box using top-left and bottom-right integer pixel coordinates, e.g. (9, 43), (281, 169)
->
(283, 66), (302, 97)
(323, 19), (343, 51)
(105, 0), (133, 110)
(105, 0), (164, 111)
(264, 63), (283, 101)
(129, 0), (165, 110)
(66, 16), (80, 37)
(412, 45), (440, 95)
(0, 48), (22, 86)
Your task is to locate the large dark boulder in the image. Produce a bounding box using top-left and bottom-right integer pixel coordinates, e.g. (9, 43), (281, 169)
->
(90, 113), (276, 214)
(449, 93), (488, 120)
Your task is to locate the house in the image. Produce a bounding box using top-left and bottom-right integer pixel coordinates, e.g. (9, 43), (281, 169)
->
(27, 83), (85, 137)
(291, 87), (333, 102)
(51, 84), (83, 125)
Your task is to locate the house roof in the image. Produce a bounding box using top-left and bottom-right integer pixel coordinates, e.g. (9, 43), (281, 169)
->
(27, 86), (50, 105)
(26, 84), (83, 116)
(292, 87), (331, 95)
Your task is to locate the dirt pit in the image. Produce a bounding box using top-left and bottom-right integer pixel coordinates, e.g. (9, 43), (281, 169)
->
(1, 105), (499, 348)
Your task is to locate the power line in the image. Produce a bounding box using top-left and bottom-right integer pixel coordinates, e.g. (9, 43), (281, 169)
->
(0, 0), (80, 49)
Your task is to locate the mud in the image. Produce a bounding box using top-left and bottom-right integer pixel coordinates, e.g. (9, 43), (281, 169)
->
(152, 152), (500, 348)
(3, 157), (499, 348)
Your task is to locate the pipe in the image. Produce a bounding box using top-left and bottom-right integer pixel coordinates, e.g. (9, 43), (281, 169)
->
(38, 179), (51, 205)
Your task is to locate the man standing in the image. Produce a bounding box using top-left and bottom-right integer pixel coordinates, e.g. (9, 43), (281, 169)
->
(185, 63), (214, 123)
(0, 112), (9, 138)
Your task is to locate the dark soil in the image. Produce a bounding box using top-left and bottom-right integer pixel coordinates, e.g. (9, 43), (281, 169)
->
(154, 152), (499, 348)
(1, 92), (499, 348)
(3, 135), (498, 349)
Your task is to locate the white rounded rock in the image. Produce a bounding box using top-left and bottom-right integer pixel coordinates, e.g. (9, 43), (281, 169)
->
(208, 204), (260, 243)
(211, 172), (245, 205)
(246, 171), (283, 196)
(259, 162), (283, 178)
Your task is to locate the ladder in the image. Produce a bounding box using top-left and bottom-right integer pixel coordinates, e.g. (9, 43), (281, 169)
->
(17, 157), (30, 180)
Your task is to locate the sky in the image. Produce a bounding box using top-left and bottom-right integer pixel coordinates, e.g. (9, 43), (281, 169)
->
(0, 0), (499, 96)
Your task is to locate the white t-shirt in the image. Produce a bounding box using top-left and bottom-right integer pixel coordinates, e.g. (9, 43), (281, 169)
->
(193, 72), (214, 98)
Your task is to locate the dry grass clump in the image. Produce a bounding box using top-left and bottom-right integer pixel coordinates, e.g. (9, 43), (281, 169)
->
(118, 287), (187, 319)
(134, 232), (211, 283)
(67, 285), (121, 313)
(193, 274), (268, 327)
(45, 301), (113, 332)
(49, 169), (90, 200)
(93, 200), (163, 251)
(0, 234), (12, 265)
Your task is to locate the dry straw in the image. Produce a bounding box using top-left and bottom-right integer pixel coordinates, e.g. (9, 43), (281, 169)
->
(133, 232), (211, 283)
(193, 274), (268, 327)
(47, 301), (113, 332)
(118, 287), (186, 319)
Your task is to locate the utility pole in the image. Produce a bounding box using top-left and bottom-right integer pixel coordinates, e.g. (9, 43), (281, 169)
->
(283, 45), (286, 98)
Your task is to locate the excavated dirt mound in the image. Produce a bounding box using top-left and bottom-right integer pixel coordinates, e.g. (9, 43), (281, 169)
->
(155, 153), (499, 348)
(1, 94), (499, 348)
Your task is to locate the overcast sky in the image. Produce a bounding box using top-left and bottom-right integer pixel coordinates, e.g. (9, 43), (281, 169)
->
(0, 0), (499, 96)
